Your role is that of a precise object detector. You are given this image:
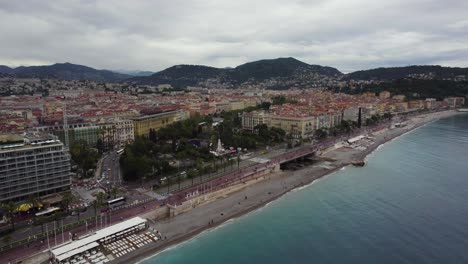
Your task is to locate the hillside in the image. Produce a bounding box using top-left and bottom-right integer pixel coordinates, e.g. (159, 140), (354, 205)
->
(335, 78), (468, 101)
(230, 57), (341, 83)
(0, 65), (13, 74)
(128, 57), (342, 87)
(127, 65), (226, 87)
(345, 65), (468, 81)
(0, 63), (130, 82)
(113, 70), (155, 76)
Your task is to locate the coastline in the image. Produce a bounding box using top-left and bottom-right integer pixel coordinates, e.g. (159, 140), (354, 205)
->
(108, 110), (461, 264)
(110, 110), (461, 263)
(123, 165), (347, 264)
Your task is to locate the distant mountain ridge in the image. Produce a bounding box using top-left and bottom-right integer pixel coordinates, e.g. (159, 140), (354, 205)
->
(113, 70), (155, 76)
(0, 63), (130, 82)
(128, 57), (343, 87)
(346, 65), (468, 81)
(0, 65), (13, 74)
(1, 60), (467, 86)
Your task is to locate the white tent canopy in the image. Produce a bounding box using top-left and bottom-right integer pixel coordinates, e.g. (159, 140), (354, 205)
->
(56, 242), (99, 262)
(51, 217), (147, 261)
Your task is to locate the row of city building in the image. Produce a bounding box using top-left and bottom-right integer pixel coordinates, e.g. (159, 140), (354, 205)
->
(242, 94), (465, 139)
(0, 88), (465, 203)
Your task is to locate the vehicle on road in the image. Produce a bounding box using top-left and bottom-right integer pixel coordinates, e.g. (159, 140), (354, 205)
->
(35, 207), (61, 217)
(116, 149), (124, 155)
(107, 197), (126, 208)
(70, 207), (87, 215)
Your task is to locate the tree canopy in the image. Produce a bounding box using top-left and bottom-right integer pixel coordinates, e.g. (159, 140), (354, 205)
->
(70, 141), (100, 178)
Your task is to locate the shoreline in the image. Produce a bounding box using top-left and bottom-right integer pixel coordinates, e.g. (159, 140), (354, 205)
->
(127, 165), (347, 264)
(111, 110), (461, 264)
(18, 110), (458, 264)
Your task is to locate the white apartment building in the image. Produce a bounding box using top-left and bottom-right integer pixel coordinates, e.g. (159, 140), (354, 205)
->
(0, 133), (71, 202)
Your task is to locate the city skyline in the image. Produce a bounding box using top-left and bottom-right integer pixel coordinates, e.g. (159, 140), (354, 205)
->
(1, 0), (468, 72)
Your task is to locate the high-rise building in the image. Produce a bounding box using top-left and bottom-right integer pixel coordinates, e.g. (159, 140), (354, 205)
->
(0, 133), (71, 202)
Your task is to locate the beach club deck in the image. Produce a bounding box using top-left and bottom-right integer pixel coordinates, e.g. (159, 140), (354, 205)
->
(50, 217), (159, 264)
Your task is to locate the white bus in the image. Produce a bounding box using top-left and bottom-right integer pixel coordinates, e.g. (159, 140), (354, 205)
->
(107, 197), (126, 208)
(116, 149), (124, 155)
(35, 207), (61, 217)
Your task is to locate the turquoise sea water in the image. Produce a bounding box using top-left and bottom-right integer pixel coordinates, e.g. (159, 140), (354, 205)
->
(143, 114), (468, 264)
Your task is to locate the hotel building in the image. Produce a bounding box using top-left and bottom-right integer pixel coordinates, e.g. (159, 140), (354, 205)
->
(0, 133), (71, 202)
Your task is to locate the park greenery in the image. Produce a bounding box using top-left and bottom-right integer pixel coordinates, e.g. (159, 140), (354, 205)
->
(119, 101), (395, 185)
(69, 141), (100, 178)
(120, 109), (287, 184)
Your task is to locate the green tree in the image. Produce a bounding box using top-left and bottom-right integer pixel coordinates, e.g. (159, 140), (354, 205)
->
(92, 200), (99, 217)
(187, 169), (198, 186)
(222, 157), (227, 172)
(73, 208), (81, 222)
(61, 192), (73, 213)
(195, 158), (204, 183)
(27, 195), (40, 219)
(176, 173), (183, 190)
(314, 128), (328, 139)
(166, 177), (173, 194)
(96, 138), (104, 154)
(92, 192), (106, 217)
(1, 202), (17, 230)
(272, 95), (286, 105)
(120, 146), (153, 182)
(110, 186), (119, 199)
(2, 234), (12, 246)
(259, 102), (271, 110)
(70, 141), (100, 178)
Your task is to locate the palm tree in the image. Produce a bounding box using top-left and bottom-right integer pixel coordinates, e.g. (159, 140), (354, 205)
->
(62, 192), (73, 213)
(96, 192), (105, 207)
(92, 192), (105, 217)
(237, 155), (241, 170)
(223, 157), (227, 172)
(177, 174), (182, 190)
(166, 177), (172, 194)
(211, 157), (216, 175)
(27, 195), (40, 220)
(1, 202), (17, 230)
(196, 158), (203, 184)
(73, 208), (81, 222)
(110, 186), (119, 199)
(2, 234), (12, 246)
(92, 200), (99, 217)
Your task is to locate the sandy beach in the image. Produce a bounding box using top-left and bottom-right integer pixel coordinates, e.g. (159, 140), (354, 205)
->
(18, 110), (461, 264)
(103, 110), (460, 264)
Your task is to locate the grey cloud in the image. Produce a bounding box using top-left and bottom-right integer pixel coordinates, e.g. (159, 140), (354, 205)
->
(0, 0), (467, 72)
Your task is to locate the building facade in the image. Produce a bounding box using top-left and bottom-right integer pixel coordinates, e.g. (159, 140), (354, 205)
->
(241, 111), (269, 131)
(0, 134), (71, 202)
(35, 123), (100, 147)
(267, 114), (316, 139)
(444, 97), (465, 108)
(425, 98), (437, 110)
(132, 110), (188, 137)
(99, 119), (135, 150)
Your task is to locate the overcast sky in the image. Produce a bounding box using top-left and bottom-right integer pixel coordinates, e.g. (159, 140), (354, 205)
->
(1, 0), (467, 73)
